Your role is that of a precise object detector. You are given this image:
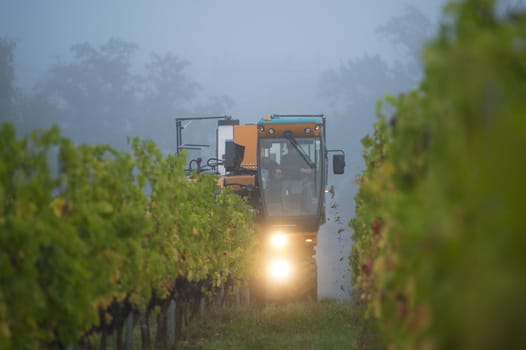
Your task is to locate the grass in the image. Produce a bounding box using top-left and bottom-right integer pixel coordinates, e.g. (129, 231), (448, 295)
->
(178, 301), (360, 350)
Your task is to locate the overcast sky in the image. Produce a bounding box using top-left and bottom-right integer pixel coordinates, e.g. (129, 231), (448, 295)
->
(1, 0), (450, 300)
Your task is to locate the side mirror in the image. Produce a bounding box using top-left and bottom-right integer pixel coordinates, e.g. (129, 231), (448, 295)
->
(333, 154), (345, 175)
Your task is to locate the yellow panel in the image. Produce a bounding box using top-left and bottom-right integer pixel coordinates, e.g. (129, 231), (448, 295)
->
(233, 124), (258, 170)
(223, 175), (256, 191)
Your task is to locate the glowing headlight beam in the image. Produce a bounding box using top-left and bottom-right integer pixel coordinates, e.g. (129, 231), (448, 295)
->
(267, 259), (291, 282)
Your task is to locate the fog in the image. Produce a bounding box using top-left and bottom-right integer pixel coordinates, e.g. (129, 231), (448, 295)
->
(1, 0), (449, 300)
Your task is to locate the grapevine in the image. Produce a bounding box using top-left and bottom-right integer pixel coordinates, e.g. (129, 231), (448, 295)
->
(350, 1), (526, 348)
(0, 124), (256, 349)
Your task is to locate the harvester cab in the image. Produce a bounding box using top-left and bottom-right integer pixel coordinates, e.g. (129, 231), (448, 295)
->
(176, 114), (345, 301)
(257, 115), (332, 235)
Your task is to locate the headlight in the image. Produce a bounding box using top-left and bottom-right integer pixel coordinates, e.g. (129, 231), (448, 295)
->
(267, 259), (291, 282)
(269, 232), (287, 249)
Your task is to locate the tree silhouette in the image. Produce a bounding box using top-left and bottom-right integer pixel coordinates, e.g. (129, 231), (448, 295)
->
(320, 5), (432, 118)
(15, 38), (233, 152)
(377, 4), (433, 66)
(317, 5), (434, 220)
(0, 37), (15, 122)
(319, 5), (433, 159)
(136, 52), (200, 152)
(31, 38), (140, 148)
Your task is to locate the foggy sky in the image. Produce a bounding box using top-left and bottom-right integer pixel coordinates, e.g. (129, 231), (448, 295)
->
(0, 0), (449, 300)
(1, 0), (445, 118)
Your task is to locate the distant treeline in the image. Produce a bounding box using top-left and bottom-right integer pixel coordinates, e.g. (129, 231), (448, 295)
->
(0, 37), (232, 154)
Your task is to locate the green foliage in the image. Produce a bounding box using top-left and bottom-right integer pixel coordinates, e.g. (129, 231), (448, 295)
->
(350, 1), (526, 349)
(0, 124), (256, 349)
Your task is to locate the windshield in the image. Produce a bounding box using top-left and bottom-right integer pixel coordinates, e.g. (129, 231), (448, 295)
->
(259, 137), (322, 217)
